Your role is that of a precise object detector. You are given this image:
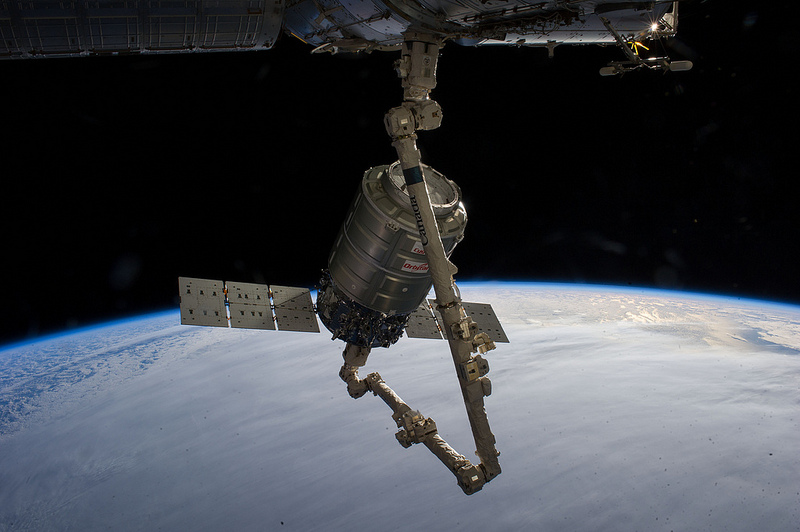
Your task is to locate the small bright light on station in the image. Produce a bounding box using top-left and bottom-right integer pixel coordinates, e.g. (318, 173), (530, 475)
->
(650, 23), (659, 32)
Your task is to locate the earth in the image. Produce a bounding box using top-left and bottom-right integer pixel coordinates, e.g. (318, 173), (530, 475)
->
(1, 282), (798, 531)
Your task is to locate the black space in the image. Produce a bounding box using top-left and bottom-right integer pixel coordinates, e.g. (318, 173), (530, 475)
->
(2, 0), (797, 345)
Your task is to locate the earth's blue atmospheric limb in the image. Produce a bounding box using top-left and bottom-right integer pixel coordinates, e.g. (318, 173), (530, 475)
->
(1, 283), (799, 531)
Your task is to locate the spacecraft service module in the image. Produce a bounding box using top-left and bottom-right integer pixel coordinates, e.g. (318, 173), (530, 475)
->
(5, 0), (694, 494)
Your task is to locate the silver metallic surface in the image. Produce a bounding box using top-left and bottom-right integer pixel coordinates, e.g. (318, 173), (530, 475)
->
(327, 162), (466, 316)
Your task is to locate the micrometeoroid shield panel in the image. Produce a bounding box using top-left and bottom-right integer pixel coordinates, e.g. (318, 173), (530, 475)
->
(327, 162), (467, 315)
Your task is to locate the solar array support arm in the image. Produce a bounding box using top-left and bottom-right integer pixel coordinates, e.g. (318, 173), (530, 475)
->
(383, 31), (502, 491)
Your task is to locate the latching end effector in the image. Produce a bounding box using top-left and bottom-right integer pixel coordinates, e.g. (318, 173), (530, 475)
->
(384, 100), (443, 139)
(395, 410), (438, 448)
(456, 463), (487, 495)
(394, 32), (442, 101)
(339, 343), (372, 398)
(384, 31), (444, 153)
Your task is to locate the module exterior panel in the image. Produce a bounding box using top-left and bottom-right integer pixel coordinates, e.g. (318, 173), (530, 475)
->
(179, 277), (227, 327)
(405, 302), (444, 340)
(227, 281), (275, 330)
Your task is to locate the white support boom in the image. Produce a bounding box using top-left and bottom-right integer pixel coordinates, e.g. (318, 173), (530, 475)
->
(382, 31), (502, 490)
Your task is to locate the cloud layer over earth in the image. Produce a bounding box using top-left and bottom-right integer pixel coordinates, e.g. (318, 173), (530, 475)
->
(1, 283), (799, 530)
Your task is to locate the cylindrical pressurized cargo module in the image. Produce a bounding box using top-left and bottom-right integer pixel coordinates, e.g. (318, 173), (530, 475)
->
(317, 161), (467, 348)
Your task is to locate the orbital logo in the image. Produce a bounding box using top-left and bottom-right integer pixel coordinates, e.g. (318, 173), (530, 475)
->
(402, 260), (429, 273)
(409, 194), (428, 246)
